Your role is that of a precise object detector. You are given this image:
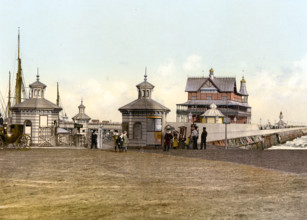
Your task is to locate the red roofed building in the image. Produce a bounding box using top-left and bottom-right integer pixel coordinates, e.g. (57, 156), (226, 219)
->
(176, 68), (251, 124)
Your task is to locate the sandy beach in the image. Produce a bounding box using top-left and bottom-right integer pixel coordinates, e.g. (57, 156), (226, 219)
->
(0, 147), (306, 219)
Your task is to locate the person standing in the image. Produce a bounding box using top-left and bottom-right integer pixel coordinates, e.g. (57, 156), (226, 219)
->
(172, 133), (178, 149)
(201, 127), (208, 150)
(164, 130), (173, 151)
(192, 126), (198, 150)
(91, 130), (98, 149)
(113, 130), (119, 151)
(123, 131), (129, 152)
(116, 133), (124, 152)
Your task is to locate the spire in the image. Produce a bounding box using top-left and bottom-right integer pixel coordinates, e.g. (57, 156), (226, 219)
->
(15, 28), (22, 104)
(8, 71), (11, 116)
(56, 82), (60, 106)
(36, 68), (40, 81)
(144, 66), (147, 82)
(239, 75), (248, 95)
(18, 27), (20, 59)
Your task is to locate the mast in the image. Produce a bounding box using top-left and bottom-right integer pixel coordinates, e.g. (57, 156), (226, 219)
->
(8, 71), (11, 116)
(15, 27), (22, 104)
(56, 82), (60, 106)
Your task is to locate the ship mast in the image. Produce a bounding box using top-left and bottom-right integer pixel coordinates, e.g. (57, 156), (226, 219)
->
(56, 82), (60, 106)
(15, 27), (22, 104)
(8, 71), (11, 116)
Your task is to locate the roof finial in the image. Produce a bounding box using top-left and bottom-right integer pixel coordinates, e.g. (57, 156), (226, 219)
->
(144, 66), (147, 82)
(36, 68), (40, 81)
(81, 97), (83, 105)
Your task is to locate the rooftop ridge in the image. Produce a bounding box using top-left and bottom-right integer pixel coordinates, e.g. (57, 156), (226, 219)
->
(187, 76), (236, 79)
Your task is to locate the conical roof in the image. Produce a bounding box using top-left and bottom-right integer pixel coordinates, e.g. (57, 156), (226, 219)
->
(11, 98), (62, 111)
(201, 103), (224, 117)
(136, 81), (155, 89)
(119, 98), (170, 112)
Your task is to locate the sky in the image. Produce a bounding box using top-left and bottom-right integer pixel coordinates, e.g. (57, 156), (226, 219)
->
(0, 0), (307, 125)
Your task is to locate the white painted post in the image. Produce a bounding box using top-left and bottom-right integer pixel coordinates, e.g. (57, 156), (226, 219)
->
(98, 125), (103, 149)
(225, 123), (228, 149)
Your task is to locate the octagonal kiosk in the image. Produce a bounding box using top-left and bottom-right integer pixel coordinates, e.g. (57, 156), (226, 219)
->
(119, 73), (170, 147)
(10, 74), (62, 146)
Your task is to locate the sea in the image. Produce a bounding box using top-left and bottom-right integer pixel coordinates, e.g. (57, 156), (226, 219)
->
(269, 135), (307, 150)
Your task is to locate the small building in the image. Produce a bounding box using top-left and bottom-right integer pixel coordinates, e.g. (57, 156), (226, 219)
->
(119, 73), (170, 147)
(72, 100), (91, 135)
(10, 74), (62, 145)
(201, 103), (224, 123)
(176, 68), (251, 124)
(276, 111), (287, 128)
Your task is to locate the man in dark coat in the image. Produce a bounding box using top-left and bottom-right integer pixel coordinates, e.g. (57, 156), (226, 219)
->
(0, 114), (3, 130)
(201, 127), (208, 150)
(91, 130), (97, 149)
(164, 130), (173, 151)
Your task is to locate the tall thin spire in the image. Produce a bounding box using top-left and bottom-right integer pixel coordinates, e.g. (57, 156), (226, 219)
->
(56, 82), (60, 106)
(15, 27), (22, 104)
(18, 27), (20, 59)
(8, 71), (11, 116)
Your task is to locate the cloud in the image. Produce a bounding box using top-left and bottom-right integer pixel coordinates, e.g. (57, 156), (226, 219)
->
(183, 55), (203, 73)
(55, 77), (135, 121)
(248, 54), (307, 125)
(156, 59), (176, 77)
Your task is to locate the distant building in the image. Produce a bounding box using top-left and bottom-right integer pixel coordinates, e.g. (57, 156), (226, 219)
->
(276, 111), (287, 128)
(176, 68), (251, 124)
(10, 74), (62, 145)
(119, 73), (170, 146)
(72, 100), (91, 135)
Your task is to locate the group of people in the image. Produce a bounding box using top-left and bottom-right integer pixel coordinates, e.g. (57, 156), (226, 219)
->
(191, 125), (208, 150)
(112, 130), (129, 152)
(164, 124), (208, 151)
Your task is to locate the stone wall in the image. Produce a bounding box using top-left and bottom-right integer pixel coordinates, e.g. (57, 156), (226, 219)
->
(167, 122), (307, 150)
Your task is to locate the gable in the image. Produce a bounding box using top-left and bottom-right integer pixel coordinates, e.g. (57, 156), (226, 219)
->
(199, 79), (218, 93)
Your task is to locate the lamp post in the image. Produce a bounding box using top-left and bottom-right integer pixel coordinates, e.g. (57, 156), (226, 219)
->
(224, 117), (231, 149)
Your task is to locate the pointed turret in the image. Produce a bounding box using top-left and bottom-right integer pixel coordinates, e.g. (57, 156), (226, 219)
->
(209, 68), (214, 80)
(15, 28), (23, 104)
(239, 76), (248, 103)
(239, 76), (248, 96)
